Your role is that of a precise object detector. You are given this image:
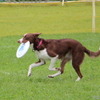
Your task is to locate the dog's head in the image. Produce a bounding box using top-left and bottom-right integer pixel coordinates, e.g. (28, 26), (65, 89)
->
(18, 33), (41, 44)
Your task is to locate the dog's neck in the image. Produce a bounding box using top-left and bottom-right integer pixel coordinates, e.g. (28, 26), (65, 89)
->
(32, 38), (47, 51)
(37, 40), (43, 49)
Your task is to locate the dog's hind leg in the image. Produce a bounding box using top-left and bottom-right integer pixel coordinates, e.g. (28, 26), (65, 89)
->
(48, 55), (58, 71)
(73, 65), (83, 81)
(28, 59), (45, 76)
(48, 71), (61, 78)
(48, 58), (68, 78)
(72, 51), (84, 81)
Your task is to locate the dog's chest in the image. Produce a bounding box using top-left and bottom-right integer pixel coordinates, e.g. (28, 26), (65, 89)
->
(35, 49), (52, 60)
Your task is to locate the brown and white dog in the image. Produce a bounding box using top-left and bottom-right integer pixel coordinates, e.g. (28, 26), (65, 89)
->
(18, 33), (100, 81)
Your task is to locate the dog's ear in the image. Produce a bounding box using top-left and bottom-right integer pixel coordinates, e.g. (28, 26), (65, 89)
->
(33, 33), (41, 37)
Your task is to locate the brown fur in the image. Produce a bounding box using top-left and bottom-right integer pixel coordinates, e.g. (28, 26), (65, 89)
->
(18, 33), (100, 80)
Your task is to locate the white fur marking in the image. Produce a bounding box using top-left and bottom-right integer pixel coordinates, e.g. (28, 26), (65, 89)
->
(76, 77), (81, 81)
(48, 55), (58, 71)
(24, 34), (27, 36)
(19, 38), (23, 43)
(35, 49), (54, 60)
(28, 60), (44, 76)
(48, 71), (61, 78)
(35, 49), (59, 71)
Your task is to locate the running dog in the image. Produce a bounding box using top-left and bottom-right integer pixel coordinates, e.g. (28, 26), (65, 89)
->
(18, 33), (100, 81)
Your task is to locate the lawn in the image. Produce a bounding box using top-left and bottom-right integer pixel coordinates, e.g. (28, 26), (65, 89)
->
(0, 2), (100, 100)
(0, 2), (100, 37)
(0, 33), (100, 100)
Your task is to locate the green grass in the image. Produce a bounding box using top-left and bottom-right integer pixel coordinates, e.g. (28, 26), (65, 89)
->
(0, 2), (100, 37)
(0, 2), (100, 100)
(0, 33), (100, 100)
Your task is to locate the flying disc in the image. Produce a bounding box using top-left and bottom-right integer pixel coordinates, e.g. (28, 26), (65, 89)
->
(16, 41), (30, 58)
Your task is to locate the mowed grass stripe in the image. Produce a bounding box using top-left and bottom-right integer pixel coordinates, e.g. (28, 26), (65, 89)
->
(0, 2), (100, 37)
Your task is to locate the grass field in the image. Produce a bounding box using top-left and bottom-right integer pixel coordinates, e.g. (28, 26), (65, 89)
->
(0, 33), (100, 100)
(0, 2), (100, 37)
(0, 2), (100, 100)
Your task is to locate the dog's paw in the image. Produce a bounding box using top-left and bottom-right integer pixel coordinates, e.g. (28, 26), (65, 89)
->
(28, 73), (32, 77)
(75, 77), (81, 82)
(48, 75), (54, 78)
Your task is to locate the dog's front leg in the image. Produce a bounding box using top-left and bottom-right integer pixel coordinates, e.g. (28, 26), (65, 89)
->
(48, 55), (58, 71)
(48, 58), (69, 78)
(28, 59), (45, 76)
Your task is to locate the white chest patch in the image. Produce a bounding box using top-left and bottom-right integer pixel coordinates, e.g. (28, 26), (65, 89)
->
(35, 49), (52, 60)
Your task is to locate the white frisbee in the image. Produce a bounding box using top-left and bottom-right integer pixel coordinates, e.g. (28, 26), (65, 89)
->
(16, 41), (30, 58)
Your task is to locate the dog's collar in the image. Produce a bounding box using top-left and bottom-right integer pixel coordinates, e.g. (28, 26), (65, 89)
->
(37, 40), (43, 48)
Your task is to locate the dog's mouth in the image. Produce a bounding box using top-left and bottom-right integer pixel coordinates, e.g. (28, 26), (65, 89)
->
(17, 40), (31, 45)
(17, 39), (28, 44)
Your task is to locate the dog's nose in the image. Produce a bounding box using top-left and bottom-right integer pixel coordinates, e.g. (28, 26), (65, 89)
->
(17, 40), (21, 43)
(17, 38), (23, 43)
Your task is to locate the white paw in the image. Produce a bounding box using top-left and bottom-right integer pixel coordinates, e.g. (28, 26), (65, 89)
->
(28, 72), (31, 77)
(75, 77), (81, 81)
(48, 75), (54, 78)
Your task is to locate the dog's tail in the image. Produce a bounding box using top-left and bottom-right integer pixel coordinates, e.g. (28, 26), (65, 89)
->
(84, 47), (100, 58)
